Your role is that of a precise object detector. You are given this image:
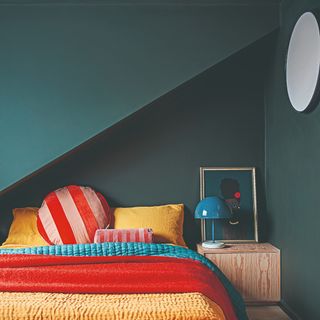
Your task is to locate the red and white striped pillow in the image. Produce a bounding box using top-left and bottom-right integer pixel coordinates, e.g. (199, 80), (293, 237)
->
(94, 228), (153, 244)
(37, 185), (111, 245)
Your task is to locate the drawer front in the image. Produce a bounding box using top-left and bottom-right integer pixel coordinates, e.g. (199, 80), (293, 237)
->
(206, 252), (280, 302)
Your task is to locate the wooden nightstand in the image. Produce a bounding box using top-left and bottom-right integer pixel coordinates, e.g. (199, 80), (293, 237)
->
(197, 243), (280, 303)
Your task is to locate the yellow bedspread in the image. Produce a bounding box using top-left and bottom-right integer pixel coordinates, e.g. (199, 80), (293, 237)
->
(0, 292), (226, 320)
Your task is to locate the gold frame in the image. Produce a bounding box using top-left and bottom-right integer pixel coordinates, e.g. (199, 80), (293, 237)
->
(199, 167), (258, 243)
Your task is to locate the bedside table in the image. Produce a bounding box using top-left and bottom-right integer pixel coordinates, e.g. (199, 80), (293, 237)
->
(197, 243), (280, 303)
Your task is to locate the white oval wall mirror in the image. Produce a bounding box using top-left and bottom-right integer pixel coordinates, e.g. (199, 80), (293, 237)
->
(286, 12), (320, 112)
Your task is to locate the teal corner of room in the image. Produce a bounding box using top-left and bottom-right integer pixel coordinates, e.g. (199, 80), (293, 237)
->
(264, 0), (320, 319)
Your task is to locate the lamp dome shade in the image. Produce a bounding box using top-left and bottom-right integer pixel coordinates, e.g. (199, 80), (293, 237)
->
(194, 196), (231, 219)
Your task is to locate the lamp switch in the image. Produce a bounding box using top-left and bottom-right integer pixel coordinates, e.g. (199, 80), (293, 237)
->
(202, 210), (207, 217)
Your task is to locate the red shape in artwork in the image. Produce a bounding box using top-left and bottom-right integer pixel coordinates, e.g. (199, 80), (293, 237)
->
(234, 192), (241, 199)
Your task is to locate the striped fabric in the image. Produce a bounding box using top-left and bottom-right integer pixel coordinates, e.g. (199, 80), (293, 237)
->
(94, 228), (153, 244)
(37, 185), (111, 245)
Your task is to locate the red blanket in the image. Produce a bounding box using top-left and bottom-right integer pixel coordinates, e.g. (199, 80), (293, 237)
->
(0, 254), (237, 320)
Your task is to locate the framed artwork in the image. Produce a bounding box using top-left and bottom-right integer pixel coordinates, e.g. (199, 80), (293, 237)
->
(200, 167), (258, 243)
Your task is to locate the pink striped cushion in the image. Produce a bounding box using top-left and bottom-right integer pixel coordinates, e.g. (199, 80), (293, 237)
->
(37, 185), (111, 245)
(94, 228), (153, 244)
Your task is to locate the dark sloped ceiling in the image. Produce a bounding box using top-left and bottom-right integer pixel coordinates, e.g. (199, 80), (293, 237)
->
(0, 0), (280, 192)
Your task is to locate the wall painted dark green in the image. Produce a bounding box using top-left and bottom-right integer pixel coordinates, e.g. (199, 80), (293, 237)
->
(0, 1), (279, 192)
(0, 35), (275, 247)
(265, 1), (320, 319)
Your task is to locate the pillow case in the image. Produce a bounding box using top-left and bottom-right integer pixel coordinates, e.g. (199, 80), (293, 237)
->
(113, 204), (186, 246)
(94, 228), (153, 244)
(37, 185), (111, 245)
(1, 208), (49, 249)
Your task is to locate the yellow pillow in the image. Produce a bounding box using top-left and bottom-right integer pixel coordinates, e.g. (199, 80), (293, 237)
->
(113, 204), (186, 247)
(1, 207), (49, 249)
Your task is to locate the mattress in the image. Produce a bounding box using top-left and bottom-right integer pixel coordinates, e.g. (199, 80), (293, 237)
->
(0, 292), (225, 320)
(0, 242), (248, 320)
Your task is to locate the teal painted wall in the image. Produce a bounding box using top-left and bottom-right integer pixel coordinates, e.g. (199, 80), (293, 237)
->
(265, 0), (320, 318)
(0, 1), (279, 192)
(0, 35), (275, 247)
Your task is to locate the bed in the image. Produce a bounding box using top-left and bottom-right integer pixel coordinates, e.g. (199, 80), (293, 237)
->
(0, 242), (248, 320)
(0, 191), (248, 319)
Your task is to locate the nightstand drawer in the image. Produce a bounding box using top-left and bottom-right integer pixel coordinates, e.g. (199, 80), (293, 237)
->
(197, 243), (280, 303)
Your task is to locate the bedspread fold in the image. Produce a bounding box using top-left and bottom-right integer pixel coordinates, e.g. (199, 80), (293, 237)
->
(0, 292), (226, 320)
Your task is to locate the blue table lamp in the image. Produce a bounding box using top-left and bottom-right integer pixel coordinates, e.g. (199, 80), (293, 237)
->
(195, 196), (232, 248)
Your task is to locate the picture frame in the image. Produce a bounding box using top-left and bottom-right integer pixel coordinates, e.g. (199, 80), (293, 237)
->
(200, 167), (258, 243)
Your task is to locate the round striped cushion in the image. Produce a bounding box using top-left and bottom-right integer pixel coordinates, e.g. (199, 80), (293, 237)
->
(37, 185), (111, 245)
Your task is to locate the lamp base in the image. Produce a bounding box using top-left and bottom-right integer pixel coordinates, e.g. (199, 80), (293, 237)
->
(201, 240), (225, 249)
